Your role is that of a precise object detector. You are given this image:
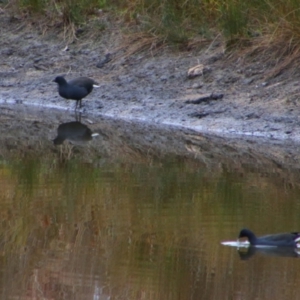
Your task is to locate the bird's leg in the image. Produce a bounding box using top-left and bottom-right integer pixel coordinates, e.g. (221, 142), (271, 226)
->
(75, 111), (82, 122)
(79, 99), (82, 108)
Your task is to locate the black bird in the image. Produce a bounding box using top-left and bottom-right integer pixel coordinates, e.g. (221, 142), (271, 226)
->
(53, 76), (99, 110)
(53, 121), (99, 145)
(238, 228), (300, 248)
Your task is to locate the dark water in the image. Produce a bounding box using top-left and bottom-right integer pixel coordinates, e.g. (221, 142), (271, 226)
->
(1, 107), (300, 299)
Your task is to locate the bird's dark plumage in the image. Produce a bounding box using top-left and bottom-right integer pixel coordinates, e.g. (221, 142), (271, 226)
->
(238, 228), (300, 247)
(53, 76), (99, 110)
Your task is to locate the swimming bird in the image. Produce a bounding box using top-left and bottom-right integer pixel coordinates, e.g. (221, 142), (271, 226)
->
(53, 121), (99, 145)
(53, 76), (99, 110)
(238, 228), (300, 248)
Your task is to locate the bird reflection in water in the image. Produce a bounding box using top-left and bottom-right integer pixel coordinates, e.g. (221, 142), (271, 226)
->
(54, 121), (98, 145)
(238, 246), (300, 260)
(53, 121), (99, 160)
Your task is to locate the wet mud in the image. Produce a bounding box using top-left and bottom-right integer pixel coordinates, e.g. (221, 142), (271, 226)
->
(1, 12), (300, 169)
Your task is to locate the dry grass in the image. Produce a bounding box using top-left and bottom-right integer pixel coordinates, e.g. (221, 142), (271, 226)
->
(111, 32), (164, 60)
(4, 0), (300, 67)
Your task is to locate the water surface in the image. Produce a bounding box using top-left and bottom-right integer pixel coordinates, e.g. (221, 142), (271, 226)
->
(1, 106), (300, 299)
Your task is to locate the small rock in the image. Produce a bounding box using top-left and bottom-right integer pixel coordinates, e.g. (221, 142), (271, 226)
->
(189, 112), (209, 118)
(96, 53), (112, 68)
(185, 93), (224, 104)
(62, 45), (69, 51)
(245, 112), (260, 119)
(191, 83), (203, 89)
(160, 75), (168, 82)
(187, 64), (204, 78)
(34, 57), (42, 63)
(34, 64), (48, 71)
(243, 78), (254, 85)
(187, 64), (210, 79)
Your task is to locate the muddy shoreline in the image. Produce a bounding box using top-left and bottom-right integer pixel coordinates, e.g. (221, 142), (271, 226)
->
(1, 13), (300, 165)
(1, 103), (300, 172)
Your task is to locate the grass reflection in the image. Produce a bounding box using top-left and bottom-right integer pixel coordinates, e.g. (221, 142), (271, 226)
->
(0, 156), (300, 299)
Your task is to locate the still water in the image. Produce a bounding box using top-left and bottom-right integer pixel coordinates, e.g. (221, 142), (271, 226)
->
(1, 110), (300, 299)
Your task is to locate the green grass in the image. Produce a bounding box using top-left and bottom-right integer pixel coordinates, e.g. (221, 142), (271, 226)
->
(6, 0), (300, 46)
